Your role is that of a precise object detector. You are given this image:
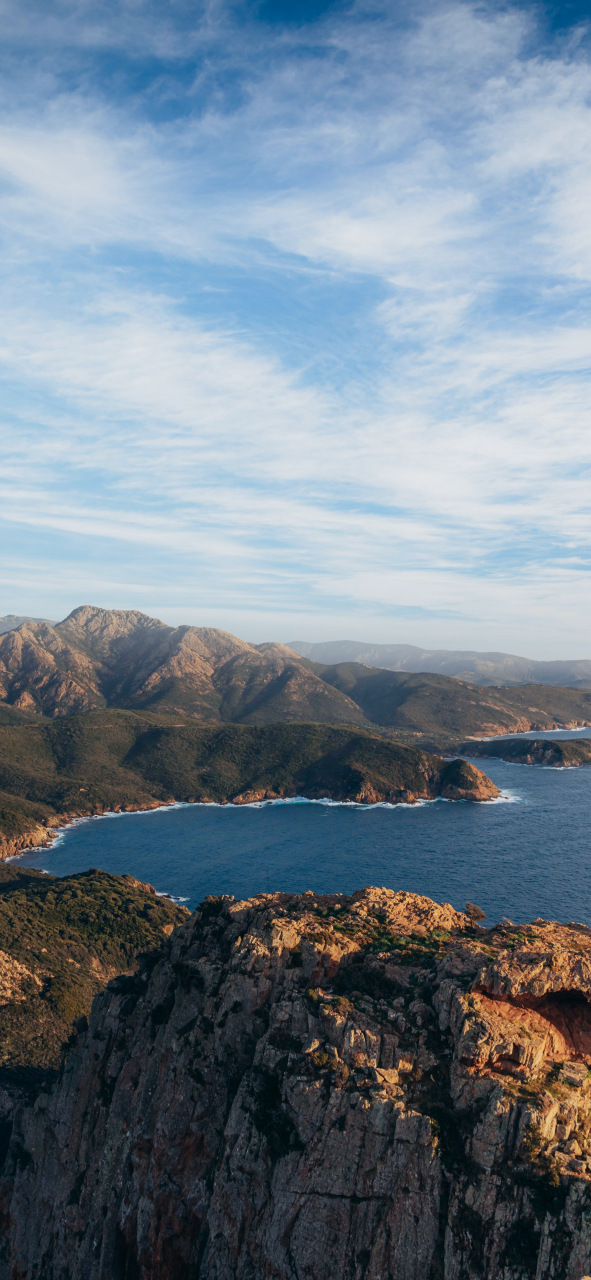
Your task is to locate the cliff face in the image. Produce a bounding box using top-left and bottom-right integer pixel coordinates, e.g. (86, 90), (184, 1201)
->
(3, 888), (591, 1279)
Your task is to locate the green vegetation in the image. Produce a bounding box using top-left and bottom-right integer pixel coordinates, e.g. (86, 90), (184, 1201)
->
(0, 864), (185, 1084)
(2, 608), (590, 744)
(460, 736), (591, 767)
(0, 710), (496, 852)
(317, 663), (591, 747)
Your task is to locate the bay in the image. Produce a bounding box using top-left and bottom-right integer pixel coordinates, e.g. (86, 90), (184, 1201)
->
(13, 734), (591, 926)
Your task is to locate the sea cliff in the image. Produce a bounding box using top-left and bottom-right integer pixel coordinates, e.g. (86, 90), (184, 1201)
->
(3, 888), (591, 1278)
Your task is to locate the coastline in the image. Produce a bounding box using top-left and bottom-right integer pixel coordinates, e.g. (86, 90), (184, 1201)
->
(461, 718), (591, 742)
(0, 798), (182, 863)
(2, 784), (519, 866)
(4, 706), (583, 865)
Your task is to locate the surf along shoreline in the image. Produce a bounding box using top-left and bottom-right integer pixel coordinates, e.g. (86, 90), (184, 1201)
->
(1, 776), (522, 867)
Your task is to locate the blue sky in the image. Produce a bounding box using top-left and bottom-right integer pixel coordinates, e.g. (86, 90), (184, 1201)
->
(1, 0), (591, 654)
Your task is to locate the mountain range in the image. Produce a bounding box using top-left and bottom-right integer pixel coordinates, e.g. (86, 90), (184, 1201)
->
(0, 614), (56, 635)
(3, 615), (591, 687)
(289, 639), (591, 687)
(1, 606), (591, 746)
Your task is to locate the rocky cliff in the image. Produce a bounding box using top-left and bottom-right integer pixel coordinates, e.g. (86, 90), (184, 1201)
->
(3, 888), (591, 1278)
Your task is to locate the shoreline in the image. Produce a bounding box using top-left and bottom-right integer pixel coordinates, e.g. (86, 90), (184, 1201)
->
(0, 798), (183, 863)
(2, 716), (581, 863)
(462, 719), (591, 742)
(3, 785), (520, 866)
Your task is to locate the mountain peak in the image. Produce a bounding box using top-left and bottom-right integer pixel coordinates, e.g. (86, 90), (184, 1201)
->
(60, 605), (166, 634)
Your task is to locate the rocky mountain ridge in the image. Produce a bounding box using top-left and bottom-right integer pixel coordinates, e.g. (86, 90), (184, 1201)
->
(3, 887), (591, 1278)
(0, 616), (54, 636)
(0, 607), (367, 724)
(1, 608), (591, 746)
(4, 618), (590, 687)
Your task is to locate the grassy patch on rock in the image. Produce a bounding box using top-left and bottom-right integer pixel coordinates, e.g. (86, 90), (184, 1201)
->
(0, 864), (186, 1084)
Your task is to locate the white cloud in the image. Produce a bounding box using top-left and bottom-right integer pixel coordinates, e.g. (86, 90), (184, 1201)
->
(1, 1), (591, 652)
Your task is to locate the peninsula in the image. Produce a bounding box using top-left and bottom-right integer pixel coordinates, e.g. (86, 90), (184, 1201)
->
(461, 737), (591, 767)
(0, 712), (498, 858)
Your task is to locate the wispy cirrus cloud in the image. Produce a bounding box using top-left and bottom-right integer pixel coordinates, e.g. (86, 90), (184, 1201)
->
(0, 0), (591, 652)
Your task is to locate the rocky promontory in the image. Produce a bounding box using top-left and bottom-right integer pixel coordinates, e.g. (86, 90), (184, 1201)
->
(0, 713), (499, 858)
(461, 736), (591, 768)
(4, 888), (591, 1277)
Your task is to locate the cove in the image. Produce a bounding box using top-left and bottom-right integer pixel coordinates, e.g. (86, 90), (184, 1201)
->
(13, 748), (591, 926)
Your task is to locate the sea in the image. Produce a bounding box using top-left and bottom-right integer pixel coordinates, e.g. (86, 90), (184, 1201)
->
(13, 728), (591, 928)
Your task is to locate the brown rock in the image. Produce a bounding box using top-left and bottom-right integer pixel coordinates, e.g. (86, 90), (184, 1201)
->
(3, 888), (591, 1278)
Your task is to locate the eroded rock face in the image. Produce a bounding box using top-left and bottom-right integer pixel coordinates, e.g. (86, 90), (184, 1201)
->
(3, 888), (591, 1279)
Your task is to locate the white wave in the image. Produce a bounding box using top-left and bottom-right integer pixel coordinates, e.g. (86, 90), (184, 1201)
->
(96, 801), (193, 820)
(7, 787), (523, 872)
(488, 789), (522, 804)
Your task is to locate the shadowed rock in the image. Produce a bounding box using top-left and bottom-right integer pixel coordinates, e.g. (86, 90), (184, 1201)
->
(2, 889), (591, 1278)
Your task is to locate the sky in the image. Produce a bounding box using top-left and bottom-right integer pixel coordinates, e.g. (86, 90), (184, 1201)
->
(1, 0), (591, 655)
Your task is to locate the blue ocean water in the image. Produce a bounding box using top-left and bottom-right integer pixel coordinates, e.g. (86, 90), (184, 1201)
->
(13, 731), (591, 926)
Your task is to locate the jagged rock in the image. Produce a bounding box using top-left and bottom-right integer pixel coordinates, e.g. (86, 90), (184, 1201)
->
(3, 889), (591, 1277)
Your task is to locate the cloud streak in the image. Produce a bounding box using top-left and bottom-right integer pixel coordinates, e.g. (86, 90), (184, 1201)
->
(0, 0), (591, 653)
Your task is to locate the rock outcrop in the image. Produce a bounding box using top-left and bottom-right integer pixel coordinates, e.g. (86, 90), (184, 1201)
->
(3, 889), (591, 1277)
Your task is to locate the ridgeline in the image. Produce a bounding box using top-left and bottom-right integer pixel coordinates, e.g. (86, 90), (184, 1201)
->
(0, 607), (590, 745)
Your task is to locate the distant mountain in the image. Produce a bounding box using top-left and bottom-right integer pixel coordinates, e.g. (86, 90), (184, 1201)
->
(310, 661), (591, 745)
(0, 615), (54, 635)
(288, 640), (591, 687)
(0, 606), (366, 725)
(1, 607), (591, 745)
